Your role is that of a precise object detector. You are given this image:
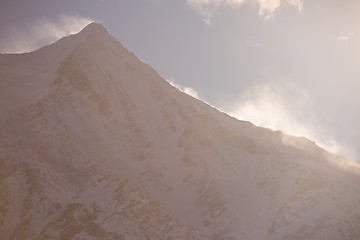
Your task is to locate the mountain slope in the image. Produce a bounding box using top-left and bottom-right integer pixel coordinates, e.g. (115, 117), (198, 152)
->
(1, 22), (360, 240)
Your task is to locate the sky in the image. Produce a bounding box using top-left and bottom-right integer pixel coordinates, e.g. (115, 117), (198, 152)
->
(1, 0), (359, 160)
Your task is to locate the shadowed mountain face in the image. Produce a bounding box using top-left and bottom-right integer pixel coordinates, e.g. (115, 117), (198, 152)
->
(1, 22), (360, 240)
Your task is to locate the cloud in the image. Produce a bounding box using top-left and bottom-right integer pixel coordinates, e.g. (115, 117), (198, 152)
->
(167, 77), (200, 99)
(0, 14), (93, 53)
(221, 82), (356, 159)
(183, 87), (200, 99)
(337, 32), (355, 41)
(186, 0), (246, 24)
(256, 0), (281, 19)
(186, 0), (303, 23)
(256, 0), (303, 19)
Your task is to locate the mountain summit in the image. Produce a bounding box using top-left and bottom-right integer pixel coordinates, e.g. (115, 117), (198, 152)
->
(79, 22), (108, 33)
(1, 22), (360, 240)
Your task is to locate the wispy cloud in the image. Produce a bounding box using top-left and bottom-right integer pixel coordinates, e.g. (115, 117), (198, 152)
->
(186, 0), (246, 24)
(167, 77), (200, 99)
(257, 0), (280, 19)
(337, 32), (355, 42)
(220, 82), (355, 159)
(0, 14), (93, 53)
(257, 0), (303, 19)
(186, 0), (303, 23)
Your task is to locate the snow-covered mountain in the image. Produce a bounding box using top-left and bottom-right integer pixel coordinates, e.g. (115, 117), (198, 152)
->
(1, 22), (360, 240)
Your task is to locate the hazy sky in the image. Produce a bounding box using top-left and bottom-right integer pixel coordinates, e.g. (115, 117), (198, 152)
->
(1, 0), (359, 160)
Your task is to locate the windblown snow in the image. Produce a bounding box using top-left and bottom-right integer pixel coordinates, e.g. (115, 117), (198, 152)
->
(1, 22), (360, 240)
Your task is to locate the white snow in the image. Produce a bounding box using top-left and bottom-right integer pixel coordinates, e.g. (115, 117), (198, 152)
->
(1, 22), (360, 240)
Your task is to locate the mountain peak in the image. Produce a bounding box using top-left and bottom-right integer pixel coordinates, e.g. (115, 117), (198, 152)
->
(74, 22), (112, 43)
(1, 22), (360, 240)
(80, 22), (109, 35)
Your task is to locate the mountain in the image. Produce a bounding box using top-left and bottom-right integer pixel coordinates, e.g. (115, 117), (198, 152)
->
(1, 22), (360, 240)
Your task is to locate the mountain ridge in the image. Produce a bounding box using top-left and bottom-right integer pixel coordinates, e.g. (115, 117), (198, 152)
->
(1, 22), (360, 240)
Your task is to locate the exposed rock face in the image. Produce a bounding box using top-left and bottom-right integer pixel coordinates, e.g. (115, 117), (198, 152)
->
(1, 23), (360, 240)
